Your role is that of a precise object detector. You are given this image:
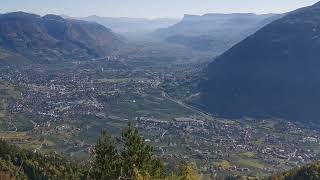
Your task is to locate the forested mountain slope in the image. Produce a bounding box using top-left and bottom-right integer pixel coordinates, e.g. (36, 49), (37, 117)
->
(0, 12), (123, 67)
(199, 2), (320, 123)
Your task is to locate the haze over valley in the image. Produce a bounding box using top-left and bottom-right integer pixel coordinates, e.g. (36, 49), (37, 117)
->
(1, 1), (320, 179)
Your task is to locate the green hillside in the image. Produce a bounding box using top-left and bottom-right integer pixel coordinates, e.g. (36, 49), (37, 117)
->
(271, 162), (320, 180)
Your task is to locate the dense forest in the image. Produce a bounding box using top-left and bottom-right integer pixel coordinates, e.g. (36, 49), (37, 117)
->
(0, 140), (83, 179)
(271, 162), (320, 180)
(0, 125), (199, 180)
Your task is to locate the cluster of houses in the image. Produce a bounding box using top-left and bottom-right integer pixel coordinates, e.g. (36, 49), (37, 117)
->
(136, 116), (320, 176)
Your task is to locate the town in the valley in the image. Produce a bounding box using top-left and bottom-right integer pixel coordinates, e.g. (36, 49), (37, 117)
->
(0, 44), (319, 178)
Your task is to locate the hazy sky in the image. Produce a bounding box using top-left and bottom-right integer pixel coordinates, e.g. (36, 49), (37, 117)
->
(0, 0), (319, 19)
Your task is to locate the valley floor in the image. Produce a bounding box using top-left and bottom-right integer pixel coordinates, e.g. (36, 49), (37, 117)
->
(0, 41), (319, 178)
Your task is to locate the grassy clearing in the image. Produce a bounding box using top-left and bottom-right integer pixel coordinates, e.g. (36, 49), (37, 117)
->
(104, 93), (194, 120)
(0, 112), (5, 119)
(214, 160), (232, 170)
(238, 158), (264, 169)
(0, 80), (21, 99)
(20, 138), (56, 150)
(239, 152), (255, 158)
(14, 115), (34, 132)
(0, 132), (32, 141)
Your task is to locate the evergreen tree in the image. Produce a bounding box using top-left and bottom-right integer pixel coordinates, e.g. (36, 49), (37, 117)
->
(120, 124), (164, 179)
(90, 130), (121, 180)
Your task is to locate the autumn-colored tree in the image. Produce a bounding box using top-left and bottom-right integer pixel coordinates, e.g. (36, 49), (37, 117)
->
(180, 165), (199, 180)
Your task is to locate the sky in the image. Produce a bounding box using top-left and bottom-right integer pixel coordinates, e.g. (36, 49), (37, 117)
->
(0, 0), (319, 19)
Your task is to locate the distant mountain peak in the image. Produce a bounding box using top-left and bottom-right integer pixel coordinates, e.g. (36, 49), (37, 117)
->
(1, 11), (40, 19)
(73, 15), (179, 34)
(43, 14), (65, 21)
(153, 13), (280, 53)
(182, 13), (275, 21)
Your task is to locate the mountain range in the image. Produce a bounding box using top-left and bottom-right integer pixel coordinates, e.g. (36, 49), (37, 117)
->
(199, 2), (320, 123)
(0, 12), (123, 67)
(152, 13), (281, 53)
(64, 15), (179, 35)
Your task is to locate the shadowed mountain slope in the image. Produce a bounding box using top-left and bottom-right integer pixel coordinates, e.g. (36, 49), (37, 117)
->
(199, 2), (320, 123)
